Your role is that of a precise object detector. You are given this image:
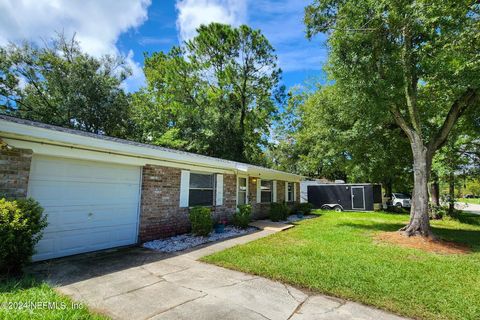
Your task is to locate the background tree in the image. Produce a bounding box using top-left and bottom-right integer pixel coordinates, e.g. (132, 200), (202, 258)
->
(305, 0), (480, 236)
(0, 34), (134, 138)
(270, 84), (413, 194)
(133, 23), (283, 164)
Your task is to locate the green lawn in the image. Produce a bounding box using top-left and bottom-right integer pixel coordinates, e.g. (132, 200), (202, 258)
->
(459, 198), (480, 205)
(0, 276), (107, 320)
(202, 211), (480, 320)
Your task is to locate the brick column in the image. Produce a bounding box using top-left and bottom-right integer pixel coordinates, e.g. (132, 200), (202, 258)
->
(139, 165), (190, 242)
(0, 147), (33, 199)
(277, 181), (285, 203)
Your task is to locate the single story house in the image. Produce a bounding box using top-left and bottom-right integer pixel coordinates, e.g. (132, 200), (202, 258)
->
(0, 115), (302, 261)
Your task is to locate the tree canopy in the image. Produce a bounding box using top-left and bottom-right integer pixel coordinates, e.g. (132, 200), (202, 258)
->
(132, 23), (284, 164)
(0, 35), (134, 137)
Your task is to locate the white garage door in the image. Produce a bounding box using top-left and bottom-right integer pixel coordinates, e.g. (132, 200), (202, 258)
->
(28, 155), (141, 261)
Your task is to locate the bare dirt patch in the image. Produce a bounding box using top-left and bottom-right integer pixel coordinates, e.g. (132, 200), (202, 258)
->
(375, 231), (471, 254)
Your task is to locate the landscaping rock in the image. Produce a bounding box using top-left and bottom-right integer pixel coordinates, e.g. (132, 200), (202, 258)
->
(143, 226), (257, 253)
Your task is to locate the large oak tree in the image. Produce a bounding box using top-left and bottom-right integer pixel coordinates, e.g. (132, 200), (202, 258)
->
(133, 23), (283, 164)
(305, 0), (480, 236)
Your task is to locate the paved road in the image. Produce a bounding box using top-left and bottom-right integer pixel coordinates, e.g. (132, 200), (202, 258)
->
(31, 229), (407, 320)
(456, 202), (480, 215)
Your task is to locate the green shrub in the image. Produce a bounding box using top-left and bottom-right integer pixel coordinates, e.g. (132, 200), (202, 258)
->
(295, 202), (314, 215)
(429, 205), (446, 220)
(0, 198), (47, 275)
(269, 202), (289, 222)
(189, 206), (213, 236)
(234, 204), (252, 229)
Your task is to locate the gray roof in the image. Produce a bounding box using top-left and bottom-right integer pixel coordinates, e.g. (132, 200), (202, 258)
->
(0, 114), (301, 177)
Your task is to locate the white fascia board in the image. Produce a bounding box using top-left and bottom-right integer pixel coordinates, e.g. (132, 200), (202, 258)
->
(245, 167), (303, 182)
(0, 119), (304, 180)
(2, 138), (233, 174)
(0, 120), (236, 171)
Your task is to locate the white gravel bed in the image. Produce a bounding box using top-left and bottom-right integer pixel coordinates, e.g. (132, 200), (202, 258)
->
(143, 226), (258, 253)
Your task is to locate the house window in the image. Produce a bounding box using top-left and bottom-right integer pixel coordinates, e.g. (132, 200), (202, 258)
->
(189, 173), (214, 206)
(238, 177), (247, 205)
(287, 182), (294, 202)
(261, 180), (272, 203)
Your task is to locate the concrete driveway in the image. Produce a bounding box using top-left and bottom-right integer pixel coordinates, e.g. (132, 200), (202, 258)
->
(32, 229), (407, 320)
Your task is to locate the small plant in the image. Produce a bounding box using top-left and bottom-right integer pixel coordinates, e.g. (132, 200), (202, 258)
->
(295, 202), (314, 215)
(189, 206), (213, 236)
(234, 204), (252, 229)
(0, 198), (47, 275)
(429, 204), (446, 220)
(214, 218), (227, 233)
(269, 202), (289, 222)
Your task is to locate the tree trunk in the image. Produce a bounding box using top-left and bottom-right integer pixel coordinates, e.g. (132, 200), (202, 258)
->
(448, 171), (455, 215)
(384, 180), (392, 197)
(400, 140), (432, 237)
(429, 172), (440, 207)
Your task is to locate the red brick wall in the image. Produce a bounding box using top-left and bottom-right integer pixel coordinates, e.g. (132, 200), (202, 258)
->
(277, 180), (285, 203)
(139, 164), (236, 242)
(247, 178), (299, 220)
(0, 147), (32, 199)
(212, 173), (236, 222)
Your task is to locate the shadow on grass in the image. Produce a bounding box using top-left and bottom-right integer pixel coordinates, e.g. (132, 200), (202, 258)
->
(455, 212), (480, 226)
(339, 222), (405, 232)
(0, 275), (38, 294)
(339, 221), (480, 252)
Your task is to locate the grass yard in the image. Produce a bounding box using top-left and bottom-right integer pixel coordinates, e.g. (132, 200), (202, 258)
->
(459, 198), (480, 205)
(202, 211), (480, 320)
(0, 276), (107, 320)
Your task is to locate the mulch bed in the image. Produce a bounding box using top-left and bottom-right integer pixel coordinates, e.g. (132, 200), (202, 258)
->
(375, 231), (471, 255)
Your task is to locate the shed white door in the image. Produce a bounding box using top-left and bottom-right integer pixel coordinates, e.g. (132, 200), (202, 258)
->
(28, 155), (141, 261)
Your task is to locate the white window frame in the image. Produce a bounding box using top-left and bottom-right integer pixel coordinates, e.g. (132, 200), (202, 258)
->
(259, 179), (273, 203)
(188, 171), (216, 207)
(286, 182), (295, 202)
(237, 175), (248, 206)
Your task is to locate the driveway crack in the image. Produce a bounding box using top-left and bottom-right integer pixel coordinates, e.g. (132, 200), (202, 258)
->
(287, 295), (309, 320)
(283, 283), (305, 303)
(214, 276), (259, 289)
(103, 279), (165, 300)
(141, 264), (190, 279)
(143, 294), (208, 320)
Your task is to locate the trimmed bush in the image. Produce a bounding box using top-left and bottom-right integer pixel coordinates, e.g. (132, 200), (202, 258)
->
(295, 202), (314, 215)
(189, 206), (213, 236)
(269, 202), (289, 222)
(0, 198), (47, 275)
(234, 204), (252, 229)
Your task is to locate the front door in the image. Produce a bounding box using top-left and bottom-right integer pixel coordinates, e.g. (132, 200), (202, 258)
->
(351, 186), (365, 210)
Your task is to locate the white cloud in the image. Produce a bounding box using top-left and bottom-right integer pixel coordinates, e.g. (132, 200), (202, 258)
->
(175, 0), (247, 42)
(0, 0), (151, 91)
(122, 50), (146, 92)
(174, 0), (327, 74)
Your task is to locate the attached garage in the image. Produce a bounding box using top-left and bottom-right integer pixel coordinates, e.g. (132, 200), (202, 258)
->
(0, 115), (303, 261)
(28, 155), (141, 261)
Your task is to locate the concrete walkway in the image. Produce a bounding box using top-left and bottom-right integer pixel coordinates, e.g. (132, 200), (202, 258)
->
(32, 229), (407, 320)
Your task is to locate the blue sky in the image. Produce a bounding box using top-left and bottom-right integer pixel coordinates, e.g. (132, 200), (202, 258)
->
(0, 0), (328, 92)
